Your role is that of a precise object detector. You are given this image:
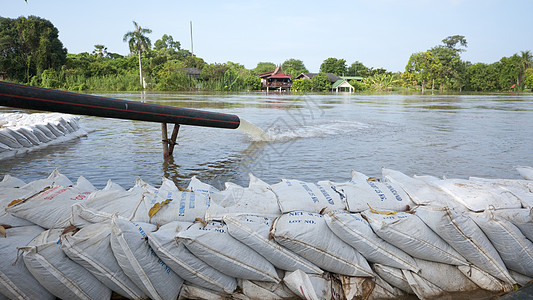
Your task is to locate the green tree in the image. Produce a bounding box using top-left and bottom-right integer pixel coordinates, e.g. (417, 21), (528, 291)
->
(430, 35), (468, 91)
(524, 68), (533, 91)
(320, 58), (347, 75)
(405, 51), (441, 93)
(92, 45), (107, 58)
(311, 73), (331, 91)
(282, 59), (308, 77)
(347, 61), (369, 77)
(518, 50), (533, 89)
(497, 54), (521, 90)
(441, 35), (468, 51)
(253, 62), (276, 74)
(0, 16), (67, 83)
(467, 63), (499, 91)
(123, 21), (152, 88)
(154, 34), (181, 53)
(291, 78), (312, 92)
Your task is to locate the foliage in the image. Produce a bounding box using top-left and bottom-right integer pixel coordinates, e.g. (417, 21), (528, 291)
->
(320, 57), (347, 75)
(467, 63), (499, 91)
(311, 73), (331, 91)
(405, 51), (441, 92)
(349, 79), (366, 91)
(364, 73), (398, 92)
(291, 78), (312, 92)
(253, 62), (276, 74)
(347, 61), (369, 77)
(525, 68), (533, 91)
(0, 16), (67, 83)
(282, 59), (308, 77)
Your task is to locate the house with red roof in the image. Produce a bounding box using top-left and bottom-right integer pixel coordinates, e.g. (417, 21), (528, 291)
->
(257, 65), (292, 91)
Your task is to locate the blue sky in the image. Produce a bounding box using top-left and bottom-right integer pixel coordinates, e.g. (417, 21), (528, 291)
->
(3, 0), (532, 72)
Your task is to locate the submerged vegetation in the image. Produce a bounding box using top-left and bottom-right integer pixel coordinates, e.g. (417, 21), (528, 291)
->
(1, 16), (532, 93)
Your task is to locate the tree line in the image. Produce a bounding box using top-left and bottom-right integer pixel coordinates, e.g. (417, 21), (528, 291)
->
(1, 16), (532, 92)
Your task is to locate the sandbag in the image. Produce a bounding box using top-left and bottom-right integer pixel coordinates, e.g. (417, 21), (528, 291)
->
(147, 221), (238, 294)
(82, 178), (153, 225)
(470, 208), (533, 277)
(284, 270), (344, 300)
(270, 179), (346, 213)
(381, 167), (457, 207)
(416, 206), (515, 284)
(372, 263), (413, 294)
(61, 221), (146, 299)
(362, 210), (467, 265)
(339, 274), (405, 300)
(411, 258), (478, 293)
(416, 177), (522, 211)
(331, 170), (414, 212)
(469, 177), (533, 209)
(271, 211), (374, 277)
(6, 176), (96, 229)
(493, 208), (533, 241)
(324, 211), (419, 272)
(187, 175), (219, 196)
(457, 264), (515, 293)
(176, 221), (280, 282)
(0, 225), (55, 300)
(137, 177), (209, 224)
(110, 218), (183, 300)
(517, 166), (533, 180)
(239, 273), (298, 300)
(402, 269), (445, 299)
(223, 214), (322, 274)
(206, 174), (281, 221)
(21, 228), (112, 300)
(0, 174), (26, 188)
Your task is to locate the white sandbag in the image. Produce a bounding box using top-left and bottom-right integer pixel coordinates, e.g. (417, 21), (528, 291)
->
(509, 270), (533, 287)
(187, 175), (219, 196)
(470, 208), (533, 277)
(206, 174), (281, 221)
(372, 264), (413, 294)
(416, 206), (515, 284)
(517, 166), (533, 180)
(382, 167), (458, 207)
(416, 177), (522, 211)
(331, 170), (414, 212)
(457, 264), (515, 292)
(61, 221), (146, 299)
(324, 211), (419, 272)
(21, 228), (112, 300)
(223, 214), (322, 274)
(469, 177), (533, 209)
(178, 284), (230, 300)
(176, 221), (280, 282)
(0, 174), (26, 188)
(0, 225), (55, 300)
(2, 128), (32, 148)
(136, 177), (209, 224)
(0, 130), (23, 148)
(402, 269), (445, 299)
(271, 211), (374, 277)
(239, 274), (298, 300)
(493, 208), (533, 241)
(1, 169), (73, 227)
(340, 274), (404, 300)
(147, 221), (238, 294)
(412, 258), (479, 293)
(362, 210), (467, 266)
(110, 218), (183, 300)
(283, 270), (336, 300)
(270, 179), (346, 213)
(6, 176), (96, 229)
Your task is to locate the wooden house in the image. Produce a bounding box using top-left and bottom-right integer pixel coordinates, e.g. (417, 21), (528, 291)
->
(258, 66), (292, 91)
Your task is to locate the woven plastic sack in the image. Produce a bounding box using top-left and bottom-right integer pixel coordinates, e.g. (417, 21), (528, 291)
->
(176, 221), (280, 282)
(223, 214), (322, 274)
(362, 210), (467, 265)
(110, 218), (183, 300)
(324, 211), (419, 272)
(147, 221), (237, 294)
(21, 228), (112, 300)
(206, 174), (281, 221)
(0, 225), (55, 300)
(372, 264), (413, 294)
(61, 221), (146, 299)
(271, 211), (374, 277)
(493, 208), (533, 241)
(270, 179), (346, 213)
(517, 166), (533, 180)
(416, 206), (515, 284)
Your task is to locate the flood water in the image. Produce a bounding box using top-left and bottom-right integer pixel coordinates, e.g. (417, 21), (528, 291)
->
(1, 92), (532, 189)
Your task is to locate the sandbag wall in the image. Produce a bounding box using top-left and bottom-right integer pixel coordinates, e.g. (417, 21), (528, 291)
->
(1, 166), (533, 300)
(0, 113), (87, 160)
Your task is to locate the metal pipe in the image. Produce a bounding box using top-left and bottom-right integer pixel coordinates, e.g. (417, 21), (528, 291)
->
(0, 81), (240, 129)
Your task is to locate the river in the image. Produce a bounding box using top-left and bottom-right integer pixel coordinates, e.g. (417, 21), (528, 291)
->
(1, 92), (532, 189)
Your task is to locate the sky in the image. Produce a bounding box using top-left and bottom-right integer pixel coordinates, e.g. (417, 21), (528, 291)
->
(3, 0), (533, 73)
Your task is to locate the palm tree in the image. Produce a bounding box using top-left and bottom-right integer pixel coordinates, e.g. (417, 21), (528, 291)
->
(123, 21), (152, 88)
(519, 50), (533, 87)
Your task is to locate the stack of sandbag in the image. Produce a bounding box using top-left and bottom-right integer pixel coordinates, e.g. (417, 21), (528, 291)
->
(1, 166), (533, 300)
(0, 112), (87, 160)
